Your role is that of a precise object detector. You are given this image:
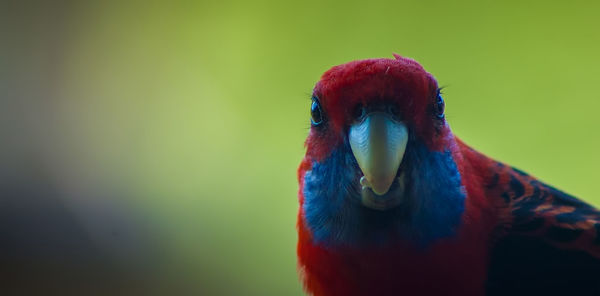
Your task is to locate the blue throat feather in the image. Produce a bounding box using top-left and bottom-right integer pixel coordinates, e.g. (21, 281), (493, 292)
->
(303, 137), (466, 248)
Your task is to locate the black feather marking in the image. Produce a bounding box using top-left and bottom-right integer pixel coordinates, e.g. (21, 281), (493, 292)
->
(511, 217), (545, 232)
(555, 211), (587, 224)
(508, 176), (525, 201)
(486, 173), (500, 190)
(487, 235), (600, 296)
(511, 167), (530, 177)
(546, 226), (584, 243)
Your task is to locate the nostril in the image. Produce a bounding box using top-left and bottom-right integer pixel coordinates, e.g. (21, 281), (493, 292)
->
(387, 104), (400, 118)
(352, 104), (366, 121)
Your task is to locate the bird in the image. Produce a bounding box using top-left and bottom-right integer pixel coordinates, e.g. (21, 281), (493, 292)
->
(296, 54), (600, 296)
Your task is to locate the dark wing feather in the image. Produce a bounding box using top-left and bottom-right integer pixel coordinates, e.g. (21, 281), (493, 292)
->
(486, 164), (600, 296)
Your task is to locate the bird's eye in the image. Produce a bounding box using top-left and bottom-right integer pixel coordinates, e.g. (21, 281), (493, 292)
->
(435, 92), (445, 119)
(311, 98), (324, 125)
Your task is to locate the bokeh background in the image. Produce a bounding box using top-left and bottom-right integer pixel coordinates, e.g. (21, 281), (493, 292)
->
(2, 0), (600, 294)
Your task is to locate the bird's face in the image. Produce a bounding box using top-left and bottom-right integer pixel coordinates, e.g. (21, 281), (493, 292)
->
(301, 55), (464, 246)
(305, 55), (452, 211)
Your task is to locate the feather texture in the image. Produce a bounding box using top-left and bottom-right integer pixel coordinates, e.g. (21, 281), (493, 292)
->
(297, 55), (600, 296)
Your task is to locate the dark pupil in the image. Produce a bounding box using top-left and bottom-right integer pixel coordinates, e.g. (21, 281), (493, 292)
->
(311, 100), (323, 124)
(436, 94), (445, 118)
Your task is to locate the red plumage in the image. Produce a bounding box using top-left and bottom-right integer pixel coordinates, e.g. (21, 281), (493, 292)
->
(297, 55), (600, 295)
(298, 139), (499, 295)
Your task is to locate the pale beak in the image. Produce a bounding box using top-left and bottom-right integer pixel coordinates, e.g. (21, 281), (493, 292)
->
(349, 112), (408, 196)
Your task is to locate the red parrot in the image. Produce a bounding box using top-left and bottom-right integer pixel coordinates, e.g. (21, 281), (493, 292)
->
(297, 54), (600, 296)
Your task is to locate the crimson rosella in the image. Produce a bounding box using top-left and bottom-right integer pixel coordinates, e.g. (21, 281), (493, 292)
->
(297, 54), (600, 296)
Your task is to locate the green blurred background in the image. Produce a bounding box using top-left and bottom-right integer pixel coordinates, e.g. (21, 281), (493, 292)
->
(2, 0), (600, 294)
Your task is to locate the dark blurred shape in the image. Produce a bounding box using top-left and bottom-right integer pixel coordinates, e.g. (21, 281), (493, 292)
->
(0, 1), (163, 294)
(0, 168), (144, 295)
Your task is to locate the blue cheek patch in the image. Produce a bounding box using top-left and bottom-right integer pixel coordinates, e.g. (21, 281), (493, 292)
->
(302, 140), (465, 248)
(302, 148), (362, 244)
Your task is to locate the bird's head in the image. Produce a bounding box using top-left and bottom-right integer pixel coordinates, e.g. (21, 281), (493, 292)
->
(300, 55), (465, 247)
